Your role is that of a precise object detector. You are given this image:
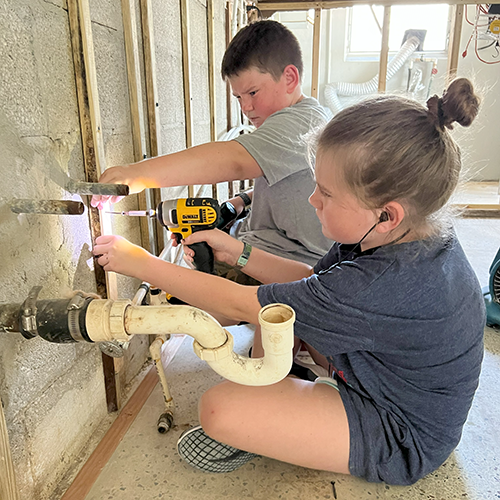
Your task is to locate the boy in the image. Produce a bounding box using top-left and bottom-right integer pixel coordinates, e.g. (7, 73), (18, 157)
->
(92, 20), (331, 272)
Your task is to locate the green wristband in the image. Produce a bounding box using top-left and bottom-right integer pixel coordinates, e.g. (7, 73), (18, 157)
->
(235, 242), (252, 269)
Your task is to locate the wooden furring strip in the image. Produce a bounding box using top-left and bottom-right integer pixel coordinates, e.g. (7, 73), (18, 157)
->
(378, 6), (391, 93)
(0, 397), (20, 500)
(207, 0), (218, 199)
(68, 0), (120, 411)
(140, 0), (165, 249)
(311, 8), (322, 99)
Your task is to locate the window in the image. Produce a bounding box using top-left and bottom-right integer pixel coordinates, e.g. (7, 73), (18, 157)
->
(347, 4), (451, 58)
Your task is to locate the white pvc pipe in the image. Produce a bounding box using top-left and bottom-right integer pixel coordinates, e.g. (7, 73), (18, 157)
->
(85, 300), (295, 386)
(149, 335), (174, 409)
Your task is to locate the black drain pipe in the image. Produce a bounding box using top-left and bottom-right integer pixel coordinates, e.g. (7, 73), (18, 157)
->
(0, 287), (94, 343)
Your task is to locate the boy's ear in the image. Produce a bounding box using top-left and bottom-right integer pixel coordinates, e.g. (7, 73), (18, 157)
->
(282, 64), (301, 93)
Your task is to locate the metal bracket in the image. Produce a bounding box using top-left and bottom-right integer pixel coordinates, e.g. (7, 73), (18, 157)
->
(99, 340), (130, 358)
(21, 286), (42, 338)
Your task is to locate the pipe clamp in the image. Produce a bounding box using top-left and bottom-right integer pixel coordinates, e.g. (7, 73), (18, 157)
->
(21, 286), (42, 338)
(193, 329), (233, 361)
(67, 293), (87, 342)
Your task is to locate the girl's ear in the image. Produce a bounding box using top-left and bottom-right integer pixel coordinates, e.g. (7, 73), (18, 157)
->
(376, 202), (406, 233)
(282, 64), (300, 93)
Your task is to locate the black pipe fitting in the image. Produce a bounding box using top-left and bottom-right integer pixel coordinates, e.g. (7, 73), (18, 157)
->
(0, 291), (95, 343)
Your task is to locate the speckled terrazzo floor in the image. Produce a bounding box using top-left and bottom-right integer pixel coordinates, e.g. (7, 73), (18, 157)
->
(85, 218), (500, 500)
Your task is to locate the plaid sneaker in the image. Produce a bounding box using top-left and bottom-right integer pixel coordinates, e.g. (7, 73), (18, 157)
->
(177, 425), (257, 473)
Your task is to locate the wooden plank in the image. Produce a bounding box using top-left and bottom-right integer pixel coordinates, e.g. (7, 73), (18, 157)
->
(121, 0), (146, 163)
(256, 0), (494, 11)
(68, 0), (120, 412)
(121, 0), (151, 252)
(140, 0), (164, 250)
(225, 3), (234, 199)
(60, 335), (185, 500)
(0, 398), (20, 500)
(68, 0), (108, 300)
(140, 0), (160, 158)
(455, 203), (500, 210)
(207, 0), (218, 199)
(311, 8), (321, 99)
(180, 0), (194, 199)
(459, 209), (500, 219)
(180, 0), (192, 150)
(378, 6), (391, 93)
(447, 4), (464, 83)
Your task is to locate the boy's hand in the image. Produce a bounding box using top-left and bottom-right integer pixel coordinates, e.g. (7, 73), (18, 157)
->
(90, 165), (149, 210)
(183, 229), (243, 268)
(93, 234), (152, 278)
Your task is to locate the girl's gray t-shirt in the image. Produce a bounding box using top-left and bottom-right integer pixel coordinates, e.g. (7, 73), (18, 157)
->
(233, 97), (331, 266)
(257, 236), (485, 485)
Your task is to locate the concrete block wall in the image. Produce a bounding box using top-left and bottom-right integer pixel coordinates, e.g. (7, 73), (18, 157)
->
(0, 0), (230, 498)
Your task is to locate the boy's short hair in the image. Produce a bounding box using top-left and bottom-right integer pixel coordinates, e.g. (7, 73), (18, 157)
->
(221, 20), (303, 81)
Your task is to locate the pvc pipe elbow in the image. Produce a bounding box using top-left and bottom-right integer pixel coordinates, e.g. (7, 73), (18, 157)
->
(194, 303), (295, 386)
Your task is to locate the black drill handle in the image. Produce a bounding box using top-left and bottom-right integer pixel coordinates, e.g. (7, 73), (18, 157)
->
(188, 242), (216, 275)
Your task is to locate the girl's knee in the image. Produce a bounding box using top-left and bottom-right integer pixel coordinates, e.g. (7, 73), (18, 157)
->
(198, 382), (234, 439)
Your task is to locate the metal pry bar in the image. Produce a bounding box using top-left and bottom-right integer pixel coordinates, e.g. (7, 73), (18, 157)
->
(10, 200), (85, 215)
(65, 181), (130, 196)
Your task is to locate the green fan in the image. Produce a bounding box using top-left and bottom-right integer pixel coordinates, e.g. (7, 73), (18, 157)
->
(484, 248), (500, 328)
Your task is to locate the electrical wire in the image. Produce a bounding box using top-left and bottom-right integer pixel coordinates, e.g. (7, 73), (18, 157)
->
(462, 4), (500, 63)
(475, 34), (500, 63)
(478, 40), (497, 50)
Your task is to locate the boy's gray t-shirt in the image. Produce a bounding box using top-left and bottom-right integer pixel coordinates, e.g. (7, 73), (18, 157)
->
(258, 236), (485, 485)
(233, 97), (332, 266)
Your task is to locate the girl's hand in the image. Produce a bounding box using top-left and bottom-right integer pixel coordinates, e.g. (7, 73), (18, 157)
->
(92, 235), (152, 277)
(182, 229), (243, 267)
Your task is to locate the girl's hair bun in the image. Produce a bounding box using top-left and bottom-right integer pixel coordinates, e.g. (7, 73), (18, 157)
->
(426, 78), (480, 131)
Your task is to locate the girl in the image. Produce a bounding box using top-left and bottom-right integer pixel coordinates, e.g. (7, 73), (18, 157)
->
(93, 78), (484, 485)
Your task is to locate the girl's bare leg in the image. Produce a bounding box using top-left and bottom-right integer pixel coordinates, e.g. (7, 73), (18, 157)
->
(198, 377), (350, 474)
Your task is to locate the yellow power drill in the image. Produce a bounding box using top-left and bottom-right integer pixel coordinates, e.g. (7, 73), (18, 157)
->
(108, 197), (237, 274)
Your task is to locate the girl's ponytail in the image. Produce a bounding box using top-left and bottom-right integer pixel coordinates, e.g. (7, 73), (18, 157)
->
(426, 78), (480, 131)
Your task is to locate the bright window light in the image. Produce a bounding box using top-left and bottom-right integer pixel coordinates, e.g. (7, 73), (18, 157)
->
(349, 5), (450, 54)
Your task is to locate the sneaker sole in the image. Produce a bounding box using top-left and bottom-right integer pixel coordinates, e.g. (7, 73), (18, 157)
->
(177, 425), (257, 473)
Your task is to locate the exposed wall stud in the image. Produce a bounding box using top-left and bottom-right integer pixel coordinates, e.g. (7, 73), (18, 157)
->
(207, 0), (218, 199)
(0, 398), (20, 500)
(447, 4), (464, 83)
(378, 6), (391, 93)
(226, 2), (234, 198)
(140, 0), (165, 248)
(121, 0), (158, 254)
(180, 0), (194, 198)
(68, 0), (119, 412)
(311, 8), (322, 99)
